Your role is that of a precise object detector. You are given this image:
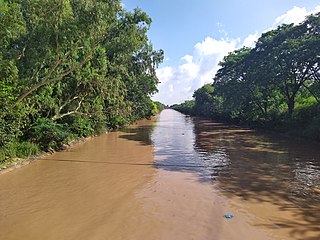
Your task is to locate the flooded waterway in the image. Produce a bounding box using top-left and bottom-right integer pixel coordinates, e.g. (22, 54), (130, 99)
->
(0, 109), (319, 240)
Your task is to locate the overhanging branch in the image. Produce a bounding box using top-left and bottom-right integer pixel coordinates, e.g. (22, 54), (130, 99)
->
(15, 46), (96, 104)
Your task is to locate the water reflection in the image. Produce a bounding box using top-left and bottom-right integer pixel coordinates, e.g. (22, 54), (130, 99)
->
(148, 110), (320, 202)
(3, 109), (319, 240)
(150, 109), (230, 182)
(192, 116), (320, 202)
(115, 109), (320, 238)
(148, 109), (320, 239)
(119, 118), (158, 145)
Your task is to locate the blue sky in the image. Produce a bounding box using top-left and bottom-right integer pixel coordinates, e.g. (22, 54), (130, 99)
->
(123, 0), (320, 105)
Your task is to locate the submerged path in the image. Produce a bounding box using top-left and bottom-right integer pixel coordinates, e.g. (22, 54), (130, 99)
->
(0, 109), (319, 240)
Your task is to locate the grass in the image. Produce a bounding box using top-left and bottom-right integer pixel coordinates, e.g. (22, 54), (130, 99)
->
(0, 141), (40, 170)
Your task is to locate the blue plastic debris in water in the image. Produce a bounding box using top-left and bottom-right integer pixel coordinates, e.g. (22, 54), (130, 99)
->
(224, 214), (234, 219)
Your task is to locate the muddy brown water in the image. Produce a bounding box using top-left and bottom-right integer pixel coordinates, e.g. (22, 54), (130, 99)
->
(0, 109), (319, 240)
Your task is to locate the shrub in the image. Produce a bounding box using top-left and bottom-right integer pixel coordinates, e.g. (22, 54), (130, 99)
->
(293, 103), (319, 127)
(0, 105), (25, 147)
(304, 114), (320, 141)
(107, 115), (129, 129)
(15, 141), (40, 158)
(0, 151), (6, 163)
(0, 141), (39, 163)
(70, 116), (95, 137)
(28, 118), (74, 151)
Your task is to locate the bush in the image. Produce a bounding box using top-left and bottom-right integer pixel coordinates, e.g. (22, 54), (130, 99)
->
(107, 115), (129, 129)
(0, 141), (39, 163)
(172, 100), (195, 115)
(69, 116), (95, 137)
(28, 118), (74, 151)
(293, 103), (319, 127)
(304, 114), (320, 141)
(0, 104), (25, 147)
(2, 142), (17, 158)
(15, 141), (40, 158)
(0, 151), (6, 163)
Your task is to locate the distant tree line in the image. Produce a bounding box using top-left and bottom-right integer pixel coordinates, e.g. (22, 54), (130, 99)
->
(0, 0), (164, 162)
(173, 12), (320, 141)
(153, 101), (167, 113)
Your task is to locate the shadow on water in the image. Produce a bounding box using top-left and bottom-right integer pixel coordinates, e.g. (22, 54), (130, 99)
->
(119, 122), (156, 146)
(191, 118), (320, 240)
(120, 109), (320, 240)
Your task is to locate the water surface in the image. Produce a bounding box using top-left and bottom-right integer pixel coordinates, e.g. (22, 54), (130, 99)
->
(0, 109), (319, 240)
(150, 110), (320, 239)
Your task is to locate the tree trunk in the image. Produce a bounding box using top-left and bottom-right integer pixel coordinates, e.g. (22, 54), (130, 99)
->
(287, 96), (295, 117)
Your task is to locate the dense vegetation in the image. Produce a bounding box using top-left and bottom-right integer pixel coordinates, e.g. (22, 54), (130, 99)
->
(0, 0), (164, 163)
(153, 101), (167, 113)
(173, 13), (320, 141)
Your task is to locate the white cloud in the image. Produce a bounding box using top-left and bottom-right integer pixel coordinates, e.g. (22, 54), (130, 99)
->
(272, 5), (319, 27)
(152, 5), (320, 106)
(216, 22), (228, 37)
(153, 37), (237, 105)
(194, 37), (238, 57)
(168, 84), (174, 93)
(178, 62), (199, 82)
(181, 55), (193, 63)
(156, 66), (173, 85)
(313, 5), (320, 14)
(242, 32), (259, 48)
(273, 6), (307, 26)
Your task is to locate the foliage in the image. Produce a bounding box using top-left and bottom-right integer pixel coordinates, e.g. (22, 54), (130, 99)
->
(193, 84), (222, 118)
(0, 141), (39, 163)
(153, 101), (166, 113)
(0, 1), (163, 162)
(28, 118), (74, 151)
(171, 100), (195, 115)
(68, 116), (95, 137)
(174, 12), (320, 140)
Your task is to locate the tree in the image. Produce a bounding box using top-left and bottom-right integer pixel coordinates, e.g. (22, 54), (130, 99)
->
(254, 13), (320, 116)
(0, 1), (164, 160)
(193, 84), (218, 117)
(14, 0), (122, 104)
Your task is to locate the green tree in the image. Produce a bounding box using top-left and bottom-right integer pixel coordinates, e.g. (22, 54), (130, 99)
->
(254, 13), (320, 116)
(0, 1), (164, 161)
(193, 84), (218, 117)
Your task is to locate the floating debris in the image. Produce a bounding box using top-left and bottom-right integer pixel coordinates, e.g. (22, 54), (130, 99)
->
(224, 214), (234, 219)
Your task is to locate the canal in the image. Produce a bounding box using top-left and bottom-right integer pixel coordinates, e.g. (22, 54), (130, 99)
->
(0, 109), (319, 240)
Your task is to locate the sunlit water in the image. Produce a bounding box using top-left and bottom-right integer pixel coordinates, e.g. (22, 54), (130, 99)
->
(134, 109), (320, 239)
(0, 109), (319, 240)
(153, 110), (320, 201)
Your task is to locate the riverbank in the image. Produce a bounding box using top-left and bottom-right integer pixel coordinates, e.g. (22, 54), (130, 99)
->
(0, 115), (159, 175)
(0, 136), (94, 175)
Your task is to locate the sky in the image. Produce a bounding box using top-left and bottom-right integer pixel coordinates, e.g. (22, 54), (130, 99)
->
(122, 0), (320, 105)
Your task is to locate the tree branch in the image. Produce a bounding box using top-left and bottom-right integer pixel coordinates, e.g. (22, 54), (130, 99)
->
(247, 85), (266, 115)
(51, 97), (84, 121)
(15, 58), (62, 104)
(302, 83), (320, 103)
(58, 96), (80, 112)
(15, 46), (95, 104)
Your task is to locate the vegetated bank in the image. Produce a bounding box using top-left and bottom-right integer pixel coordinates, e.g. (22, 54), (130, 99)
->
(172, 12), (320, 141)
(0, 1), (165, 168)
